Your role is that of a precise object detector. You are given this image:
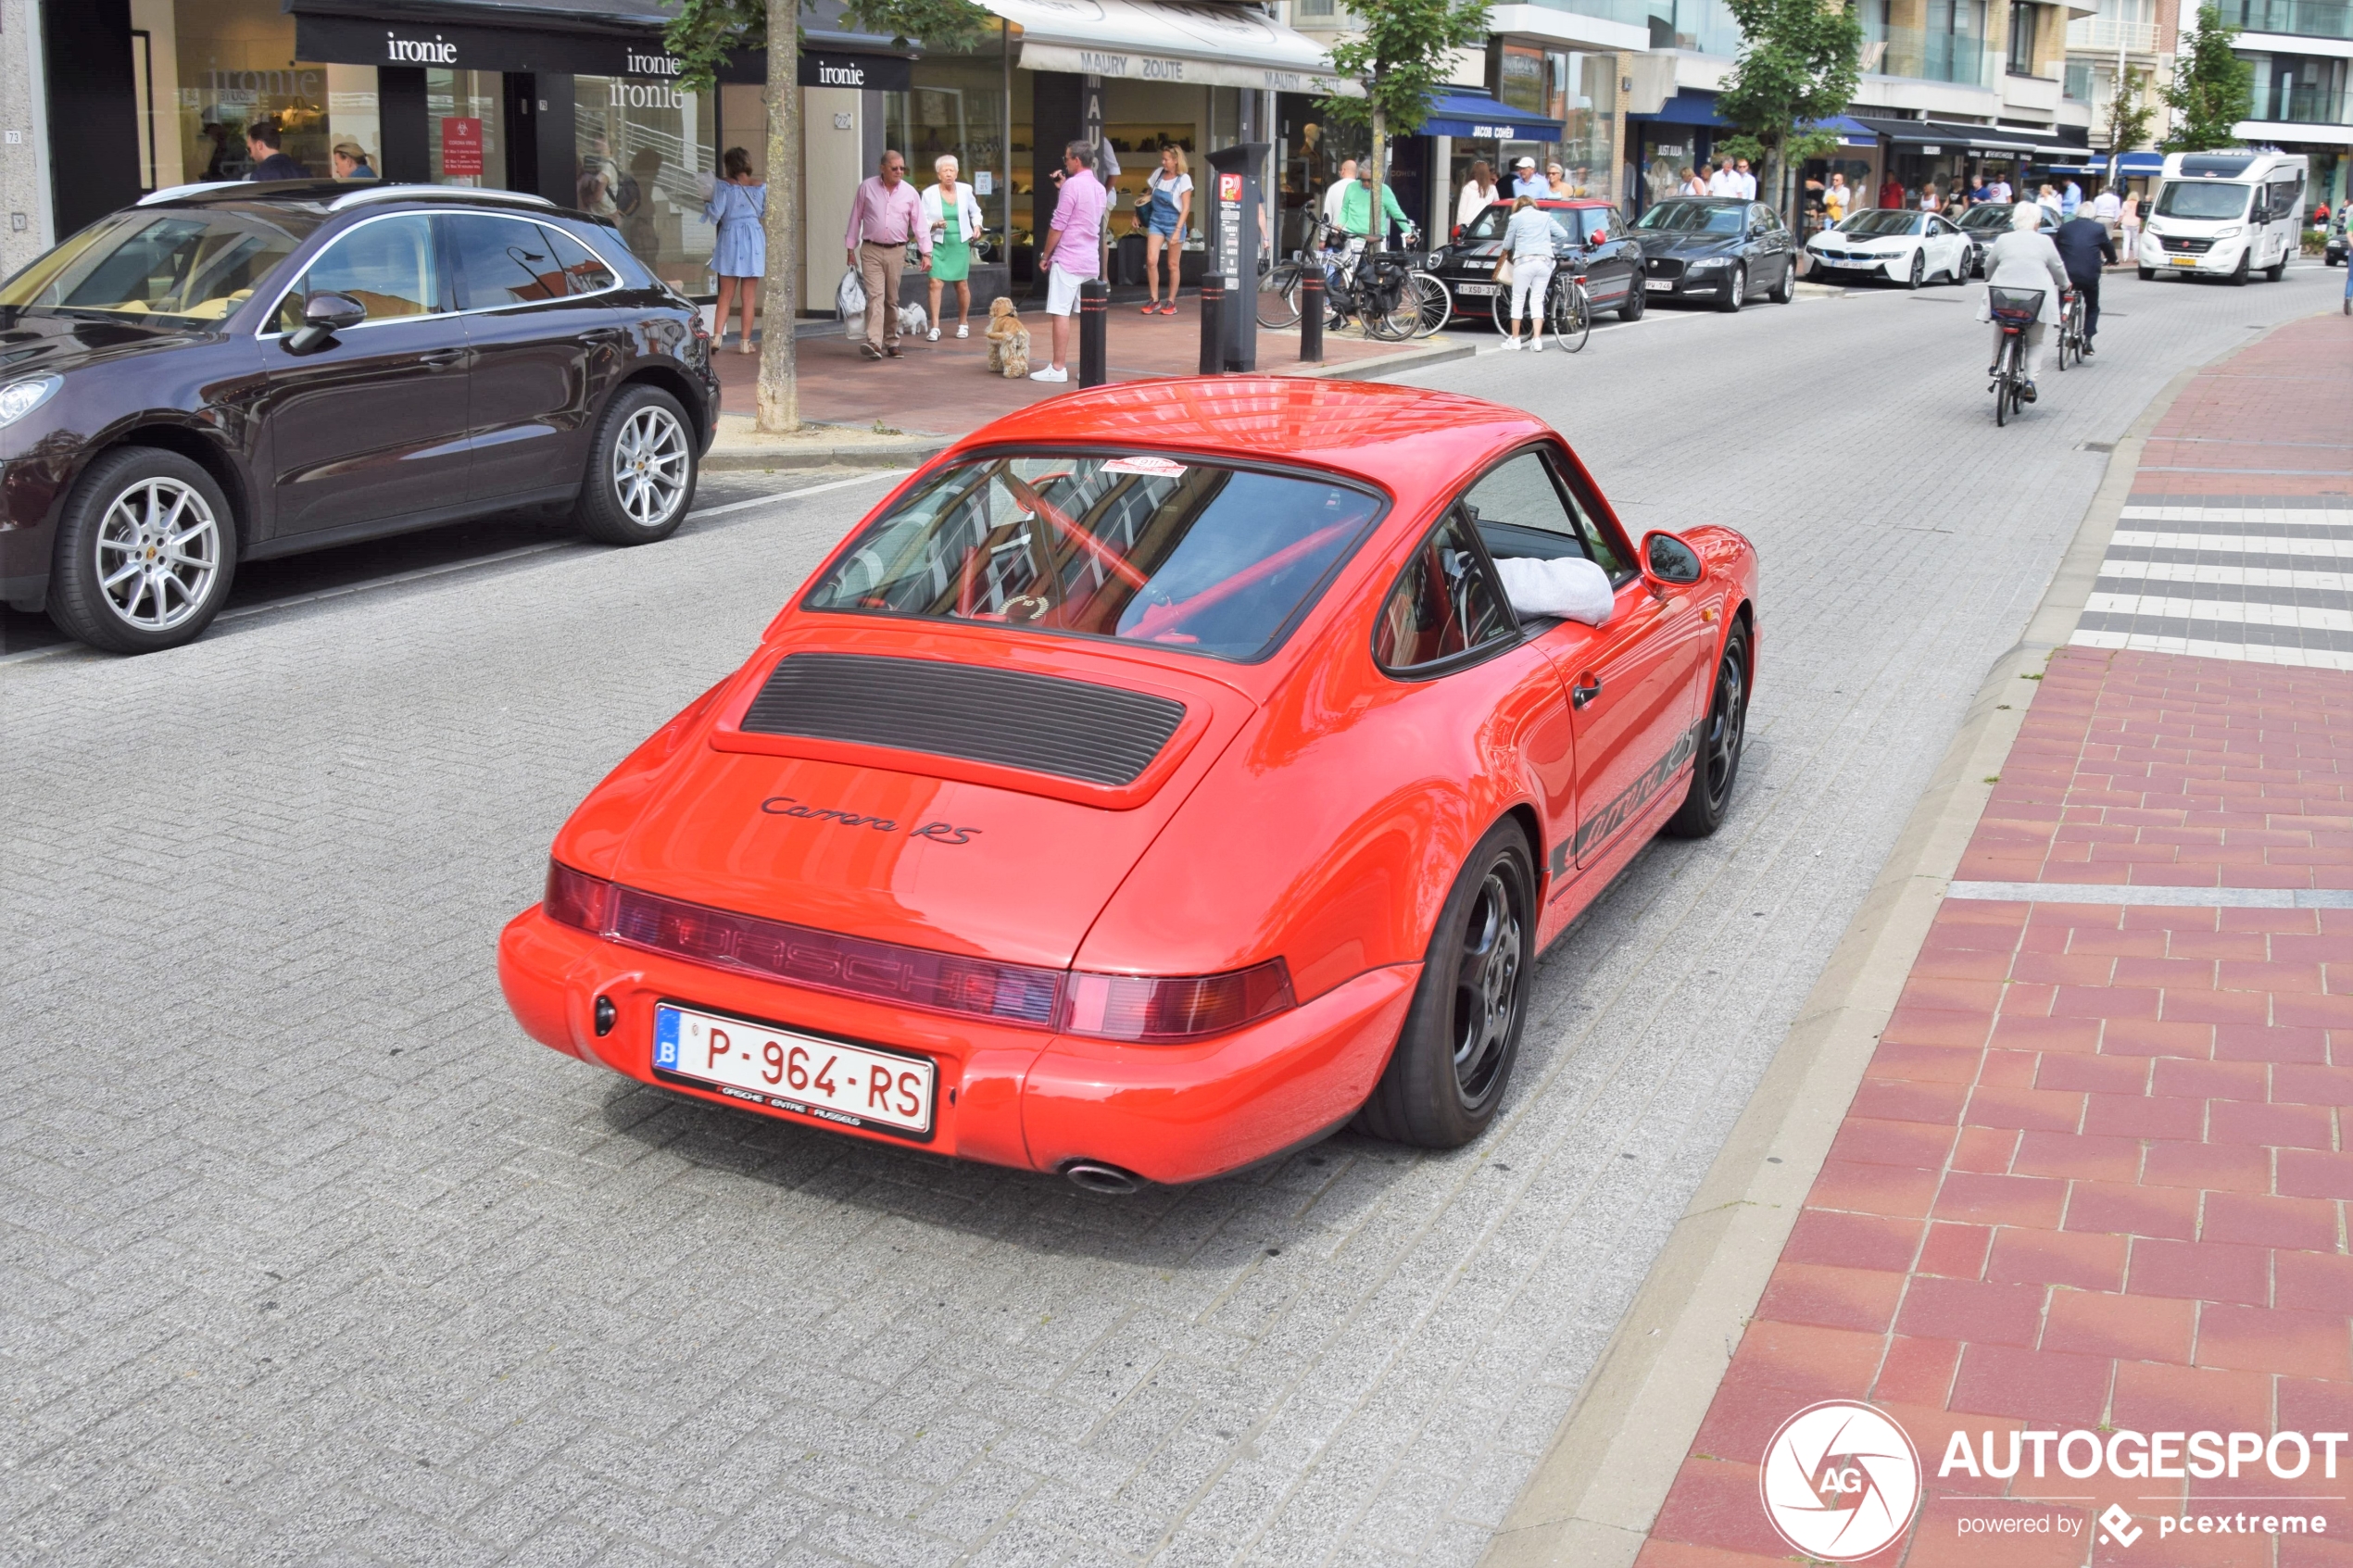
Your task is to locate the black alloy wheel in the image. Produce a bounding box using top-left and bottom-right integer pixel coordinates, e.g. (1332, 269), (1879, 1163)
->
(1665, 623), (1750, 838)
(1619, 274), (1647, 320)
(1356, 820), (1537, 1148)
(1718, 263), (1746, 313)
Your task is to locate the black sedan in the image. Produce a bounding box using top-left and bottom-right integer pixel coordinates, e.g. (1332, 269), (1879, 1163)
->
(1629, 198), (1798, 310)
(0, 180), (719, 653)
(1955, 201), (2059, 278)
(1428, 198), (1644, 324)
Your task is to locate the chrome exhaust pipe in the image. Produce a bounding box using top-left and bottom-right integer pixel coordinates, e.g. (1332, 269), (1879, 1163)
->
(1063, 1160), (1143, 1196)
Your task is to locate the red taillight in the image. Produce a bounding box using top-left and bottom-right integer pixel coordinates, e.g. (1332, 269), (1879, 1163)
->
(1060, 960), (1296, 1043)
(546, 860), (612, 933)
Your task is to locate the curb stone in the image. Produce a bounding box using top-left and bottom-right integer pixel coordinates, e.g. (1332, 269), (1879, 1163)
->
(1472, 318), (2299, 1568)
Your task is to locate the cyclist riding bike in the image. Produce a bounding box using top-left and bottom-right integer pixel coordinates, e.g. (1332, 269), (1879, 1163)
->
(1978, 199), (2070, 402)
(2052, 207), (2116, 358)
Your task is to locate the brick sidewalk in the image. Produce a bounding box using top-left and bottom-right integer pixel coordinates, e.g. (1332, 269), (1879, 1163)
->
(711, 297), (1433, 437)
(1636, 311), (2353, 1567)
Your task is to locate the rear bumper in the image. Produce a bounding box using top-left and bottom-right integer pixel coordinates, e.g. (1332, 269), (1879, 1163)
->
(497, 906), (1416, 1185)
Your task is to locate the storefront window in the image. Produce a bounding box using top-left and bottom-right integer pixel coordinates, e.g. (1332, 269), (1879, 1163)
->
(172, 0), (332, 181)
(576, 73), (719, 293)
(1559, 53), (1617, 201)
(886, 54), (1014, 250)
(427, 69), (505, 189)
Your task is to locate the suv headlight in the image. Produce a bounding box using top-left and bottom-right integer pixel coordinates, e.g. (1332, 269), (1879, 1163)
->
(0, 374), (59, 428)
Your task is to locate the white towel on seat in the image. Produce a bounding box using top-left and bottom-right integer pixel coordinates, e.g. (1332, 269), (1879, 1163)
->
(1491, 555), (1613, 626)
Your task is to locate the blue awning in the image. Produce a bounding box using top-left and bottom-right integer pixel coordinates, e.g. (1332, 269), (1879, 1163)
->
(2118, 151), (2164, 173)
(1421, 90), (1564, 141)
(1808, 114), (1877, 147)
(1638, 91), (1727, 128)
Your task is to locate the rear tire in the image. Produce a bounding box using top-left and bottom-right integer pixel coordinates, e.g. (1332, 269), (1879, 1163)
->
(2265, 258), (2287, 282)
(46, 446), (237, 655)
(1663, 624), (1750, 838)
(575, 385), (697, 546)
(1256, 262), (1304, 330)
(1355, 820), (1536, 1149)
(1551, 279), (1592, 353)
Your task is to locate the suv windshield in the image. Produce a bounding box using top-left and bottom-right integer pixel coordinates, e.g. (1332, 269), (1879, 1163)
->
(2154, 181), (2249, 220)
(805, 452), (1384, 661)
(1957, 204), (2016, 231)
(1840, 209), (1922, 235)
(0, 207), (312, 323)
(1635, 201), (1744, 235)
(1461, 205), (1610, 245)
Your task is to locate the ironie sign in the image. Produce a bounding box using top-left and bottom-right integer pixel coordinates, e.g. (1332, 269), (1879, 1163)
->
(294, 13), (772, 82)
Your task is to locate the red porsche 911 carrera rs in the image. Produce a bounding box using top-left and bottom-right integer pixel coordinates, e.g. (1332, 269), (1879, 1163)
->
(497, 377), (1758, 1190)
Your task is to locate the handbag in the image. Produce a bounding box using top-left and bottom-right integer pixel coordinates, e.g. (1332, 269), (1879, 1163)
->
(1494, 254), (1516, 287)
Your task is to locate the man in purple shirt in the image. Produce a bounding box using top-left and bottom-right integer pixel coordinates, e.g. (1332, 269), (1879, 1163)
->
(1031, 141), (1105, 383)
(845, 149), (928, 360)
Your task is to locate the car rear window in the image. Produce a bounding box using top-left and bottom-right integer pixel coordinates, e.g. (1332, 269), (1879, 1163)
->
(804, 452), (1383, 661)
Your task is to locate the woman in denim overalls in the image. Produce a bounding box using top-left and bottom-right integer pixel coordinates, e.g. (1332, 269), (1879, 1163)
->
(1137, 145), (1193, 316)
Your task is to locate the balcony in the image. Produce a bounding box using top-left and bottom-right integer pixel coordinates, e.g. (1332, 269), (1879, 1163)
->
(1863, 25), (2001, 85)
(2065, 15), (2160, 49)
(2220, 0), (2353, 38)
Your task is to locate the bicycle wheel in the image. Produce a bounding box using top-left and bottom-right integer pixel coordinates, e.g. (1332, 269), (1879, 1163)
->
(1995, 335), (2013, 426)
(1550, 278), (1592, 353)
(1407, 270), (1451, 337)
(1256, 262), (1305, 330)
(1360, 267), (1420, 341)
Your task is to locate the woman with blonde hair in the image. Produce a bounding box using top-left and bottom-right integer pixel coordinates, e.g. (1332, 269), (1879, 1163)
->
(921, 153), (985, 339)
(1499, 194), (1558, 351)
(1136, 144), (1192, 315)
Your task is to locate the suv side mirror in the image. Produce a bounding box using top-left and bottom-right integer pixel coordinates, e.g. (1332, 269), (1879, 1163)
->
(284, 290), (365, 355)
(1642, 530), (1703, 585)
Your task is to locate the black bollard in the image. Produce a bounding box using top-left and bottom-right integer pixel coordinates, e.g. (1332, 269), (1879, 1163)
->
(1197, 275), (1225, 376)
(1077, 280), (1108, 387)
(1298, 269), (1324, 364)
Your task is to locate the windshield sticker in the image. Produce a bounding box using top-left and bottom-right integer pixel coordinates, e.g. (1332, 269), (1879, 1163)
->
(1103, 456), (1189, 479)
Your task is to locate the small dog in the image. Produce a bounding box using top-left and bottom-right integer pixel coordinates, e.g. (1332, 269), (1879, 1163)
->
(985, 296), (1030, 380)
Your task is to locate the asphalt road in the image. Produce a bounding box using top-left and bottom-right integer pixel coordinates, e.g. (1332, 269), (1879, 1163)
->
(1, 264), (2340, 1568)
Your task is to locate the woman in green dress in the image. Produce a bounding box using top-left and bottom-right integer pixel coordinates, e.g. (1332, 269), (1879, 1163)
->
(922, 155), (984, 341)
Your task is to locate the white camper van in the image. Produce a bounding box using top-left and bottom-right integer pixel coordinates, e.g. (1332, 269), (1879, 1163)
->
(2137, 150), (2309, 284)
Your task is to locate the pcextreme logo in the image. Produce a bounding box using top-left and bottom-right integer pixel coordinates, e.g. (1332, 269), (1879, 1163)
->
(1759, 1401), (1923, 1560)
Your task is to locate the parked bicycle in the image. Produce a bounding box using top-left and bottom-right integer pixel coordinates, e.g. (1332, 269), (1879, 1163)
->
(1258, 216), (1440, 341)
(1987, 284), (2045, 425)
(1494, 268), (1593, 352)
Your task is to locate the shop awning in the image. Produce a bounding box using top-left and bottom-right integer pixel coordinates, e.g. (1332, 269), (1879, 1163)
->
(983, 0), (1358, 96)
(1418, 90), (1564, 141)
(1846, 116), (2048, 154)
(1809, 114), (1879, 147)
(1636, 92), (1728, 129)
(2117, 151), (2165, 173)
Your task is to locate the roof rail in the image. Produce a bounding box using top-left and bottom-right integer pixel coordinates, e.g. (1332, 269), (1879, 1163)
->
(329, 184), (557, 212)
(137, 181), (246, 207)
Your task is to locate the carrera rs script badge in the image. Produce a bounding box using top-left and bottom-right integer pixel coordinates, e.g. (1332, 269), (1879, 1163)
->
(760, 797), (980, 846)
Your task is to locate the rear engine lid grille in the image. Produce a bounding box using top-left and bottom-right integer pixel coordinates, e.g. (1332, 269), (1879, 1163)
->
(739, 652), (1188, 787)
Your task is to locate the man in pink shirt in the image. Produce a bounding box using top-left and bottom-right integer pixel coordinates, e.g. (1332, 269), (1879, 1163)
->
(1031, 141), (1105, 383)
(845, 149), (928, 359)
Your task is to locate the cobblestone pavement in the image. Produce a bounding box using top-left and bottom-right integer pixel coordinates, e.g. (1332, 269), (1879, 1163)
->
(0, 269), (2339, 1568)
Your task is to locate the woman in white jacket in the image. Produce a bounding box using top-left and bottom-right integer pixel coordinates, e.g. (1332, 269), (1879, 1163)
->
(920, 155), (986, 341)
(1499, 195), (1560, 351)
(1981, 198), (2070, 400)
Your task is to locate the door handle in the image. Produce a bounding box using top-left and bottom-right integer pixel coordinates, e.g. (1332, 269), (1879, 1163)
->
(1571, 675), (1603, 709)
(420, 350), (467, 370)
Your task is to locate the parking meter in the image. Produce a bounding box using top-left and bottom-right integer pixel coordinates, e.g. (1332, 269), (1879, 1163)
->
(1206, 143), (1269, 372)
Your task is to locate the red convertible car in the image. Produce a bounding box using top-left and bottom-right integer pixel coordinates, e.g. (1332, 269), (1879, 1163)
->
(498, 378), (1758, 1190)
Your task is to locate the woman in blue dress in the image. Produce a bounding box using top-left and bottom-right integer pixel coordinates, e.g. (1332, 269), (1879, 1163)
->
(705, 146), (766, 354)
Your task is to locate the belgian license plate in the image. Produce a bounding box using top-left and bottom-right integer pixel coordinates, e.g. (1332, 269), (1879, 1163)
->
(1457, 282), (1500, 296)
(1645, 278), (1674, 291)
(2169, 257), (2198, 267)
(653, 1002), (937, 1139)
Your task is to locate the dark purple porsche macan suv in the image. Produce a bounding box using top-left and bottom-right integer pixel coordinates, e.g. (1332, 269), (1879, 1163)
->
(0, 181), (722, 653)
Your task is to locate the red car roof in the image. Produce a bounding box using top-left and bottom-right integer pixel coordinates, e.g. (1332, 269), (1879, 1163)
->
(940, 377), (1552, 499)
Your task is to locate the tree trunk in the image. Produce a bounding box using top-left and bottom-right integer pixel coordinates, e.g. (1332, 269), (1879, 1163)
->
(1765, 144), (1786, 226)
(755, 0), (799, 433)
(1367, 105), (1388, 256)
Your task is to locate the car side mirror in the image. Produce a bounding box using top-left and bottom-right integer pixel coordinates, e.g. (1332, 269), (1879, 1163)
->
(1642, 530), (1703, 585)
(283, 290), (365, 355)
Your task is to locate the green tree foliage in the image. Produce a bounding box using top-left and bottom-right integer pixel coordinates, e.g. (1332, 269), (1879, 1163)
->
(656, 0), (989, 430)
(2162, 5), (2255, 152)
(1713, 0), (1862, 220)
(1319, 0), (1491, 252)
(2105, 67), (2158, 160)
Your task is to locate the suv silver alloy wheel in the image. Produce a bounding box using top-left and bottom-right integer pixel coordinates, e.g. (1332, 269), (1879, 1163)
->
(611, 406), (689, 527)
(94, 477), (220, 633)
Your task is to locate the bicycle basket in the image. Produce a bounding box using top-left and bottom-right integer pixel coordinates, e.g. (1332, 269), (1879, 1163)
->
(1987, 286), (2044, 324)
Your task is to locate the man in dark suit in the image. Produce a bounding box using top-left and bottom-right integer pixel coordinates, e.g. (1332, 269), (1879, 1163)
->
(2053, 211), (2118, 355)
(245, 120), (308, 182)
